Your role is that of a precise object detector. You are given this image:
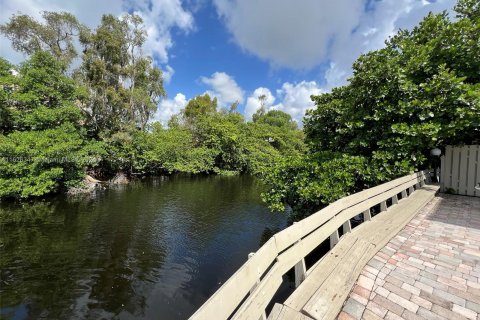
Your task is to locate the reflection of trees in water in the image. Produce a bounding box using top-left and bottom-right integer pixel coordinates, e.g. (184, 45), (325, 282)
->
(0, 175), (285, 320)
(0, 192), (167, 319)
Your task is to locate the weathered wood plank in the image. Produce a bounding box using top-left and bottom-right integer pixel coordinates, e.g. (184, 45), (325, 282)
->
(278, 177), (424, 287)
(444, 146), (453, 189)
(452, 146), (461, 193)
(330, 230), (340, 249)
(302, 239), (375, 319)
(294, 257), (306, 288)
(284, 234), (359, 311)
(342, 220), (352, 234)
(380, 200), (387, 212)
(231, 263), (284, 320)
(363, 209), (371, 221)
(267, 303), (283, 320)
(392, 194), (398, 205)
(459, 146), (468, 195)
(278, 304), (315, 320)
(466, 146), (476, 196)
(475, 146), (480, 197)
(268, 304), (314, 320)
(440, 155), (445, 192)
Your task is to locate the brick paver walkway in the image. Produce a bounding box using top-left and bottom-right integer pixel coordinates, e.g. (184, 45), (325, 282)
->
(338, 195), (480, 320)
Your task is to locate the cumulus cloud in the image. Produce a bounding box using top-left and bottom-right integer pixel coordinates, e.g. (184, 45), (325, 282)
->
(272, 81), (322, 124)
(245, 81), (322, 124)
(200, 72), (245, 107)
(162, 65), (175, 84)
(213, 0), (364, 70)
(127, 0), (194, 63)
(324, 0), (456, 88)
(154, 93), (188, 125)
(213, 0), (456, 87)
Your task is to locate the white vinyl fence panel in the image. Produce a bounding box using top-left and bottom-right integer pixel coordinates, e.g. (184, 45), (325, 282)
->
(441, 145), (480, 197)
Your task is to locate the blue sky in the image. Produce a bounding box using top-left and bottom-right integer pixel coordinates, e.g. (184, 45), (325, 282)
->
(0, 0), (456, 124)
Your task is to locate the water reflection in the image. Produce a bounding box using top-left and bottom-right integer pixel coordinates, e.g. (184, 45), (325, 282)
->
(0, 175), (287, 320)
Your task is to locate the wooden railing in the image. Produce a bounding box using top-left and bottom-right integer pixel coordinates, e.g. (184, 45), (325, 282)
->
(189, 171), (428, 320)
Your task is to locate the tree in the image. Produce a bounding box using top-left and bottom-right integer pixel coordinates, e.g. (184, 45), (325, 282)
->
(0, 11), (86, 67)
(253, 109), (298, 131)
(77, 14), (165, 135)
(252, 94), (267, 122)
(0, 58), (16, 133)
(4, 51), (83, 132)
(455, 0), (480, 19)
(183, 94), (218, 122)
(0, 51), (103, 199)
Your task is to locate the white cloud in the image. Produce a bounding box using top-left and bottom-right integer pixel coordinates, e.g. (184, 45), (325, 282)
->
(200, 72), (245, 107)
(324, 0), (455, 88)
(213, 0), (364, 70)
(272, 81), (322, 124)
(246, 81), (322, 124)
(162, 65), (175, 84)
(127, 0), (193, 63)
(213, 0), (456, 87)
(154, 93), (188, 125)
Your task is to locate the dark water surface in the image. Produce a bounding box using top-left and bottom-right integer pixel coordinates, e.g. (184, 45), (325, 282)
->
(0, 175), (287, 320)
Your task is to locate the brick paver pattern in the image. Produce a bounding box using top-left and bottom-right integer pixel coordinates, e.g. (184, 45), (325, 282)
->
(338, 195), (480, 320)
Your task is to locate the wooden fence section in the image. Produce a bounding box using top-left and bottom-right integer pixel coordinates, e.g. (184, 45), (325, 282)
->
(441, 145), (480, 197)
(189, 171), (428, 320)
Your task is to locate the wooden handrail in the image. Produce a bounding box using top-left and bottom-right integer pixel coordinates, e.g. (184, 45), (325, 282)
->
(189, 170), (428, 320)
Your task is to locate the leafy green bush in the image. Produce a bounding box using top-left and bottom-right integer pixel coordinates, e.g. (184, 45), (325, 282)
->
(262, 0), (480, 216)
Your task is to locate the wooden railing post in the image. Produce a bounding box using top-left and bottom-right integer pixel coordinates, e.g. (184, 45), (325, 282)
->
(343, 220), (352, 234)
(380, 201), (387, 212)
(392, 194), (398, 205)
(363, 209), (372, 221)
(248, 253), (267, 320)
(330, 230), (340, 249)
(293, 222), (306, 288)
(401, 190), (407, 199)
(409, 186), (414, 194)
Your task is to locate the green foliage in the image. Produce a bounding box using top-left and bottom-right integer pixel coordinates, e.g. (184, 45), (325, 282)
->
(77, 14), (165, 135)
(183, 94), (218, 122)
(0, 11), (86, 66)
(0, 11), (307, 200)
(0, 52), (104, 199)
(5, 51), (83, 132)
(141, 103), (305, 177)
(142, 125), (216, 174)
(261, 153), (374, 215)
(0, 124), (103, 198)
(253, 109), (298, 131)
(263, 1), (480, 216)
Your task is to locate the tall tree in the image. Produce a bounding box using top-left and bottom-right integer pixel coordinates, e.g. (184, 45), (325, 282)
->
(0, 11), (86, 67)
(0, 52), (103, 199)
(77, 14), (165, 135)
